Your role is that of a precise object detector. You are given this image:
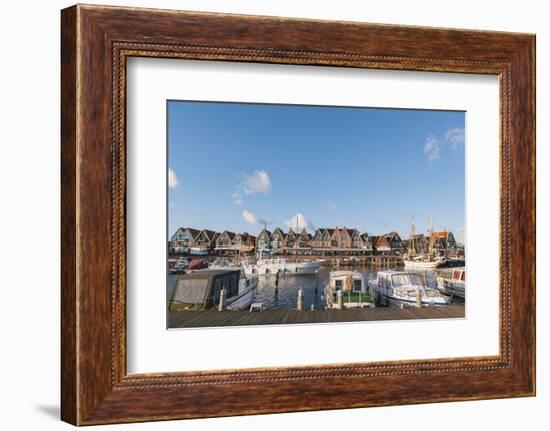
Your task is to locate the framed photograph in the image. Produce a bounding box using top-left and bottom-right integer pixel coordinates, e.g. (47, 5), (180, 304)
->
(61, 4), (535, 425)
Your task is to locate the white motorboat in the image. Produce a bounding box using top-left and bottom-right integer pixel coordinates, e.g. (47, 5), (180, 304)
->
(436, 268), (465, 299)
(226, 271), (259, 311)
(368, 270), (449, 306)
(325, 270), (373, 309)
(242, 257), (323, 276)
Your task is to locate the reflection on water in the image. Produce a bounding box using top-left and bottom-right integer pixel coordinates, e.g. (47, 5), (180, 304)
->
(167, 265), (464, 311)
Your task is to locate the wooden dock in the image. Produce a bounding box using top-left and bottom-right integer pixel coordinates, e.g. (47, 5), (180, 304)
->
(168, 305), (465, 328)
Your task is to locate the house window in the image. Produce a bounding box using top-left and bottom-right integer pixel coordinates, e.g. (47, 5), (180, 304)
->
(353, 279), (362, 292)
(335, 280), (342, 290)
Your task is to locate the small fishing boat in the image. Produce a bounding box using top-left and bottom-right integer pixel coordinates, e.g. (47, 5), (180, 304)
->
(169, 269), (257, 311)
(368, 270), (449, 306)
(325, 270), (373, 309)
(437, 268), (465, 299)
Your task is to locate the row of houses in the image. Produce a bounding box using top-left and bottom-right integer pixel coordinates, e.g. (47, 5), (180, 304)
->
(169, 226), (457, 256)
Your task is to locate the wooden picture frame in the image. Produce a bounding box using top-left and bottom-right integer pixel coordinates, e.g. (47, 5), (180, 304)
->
(61, 4), (535, 425)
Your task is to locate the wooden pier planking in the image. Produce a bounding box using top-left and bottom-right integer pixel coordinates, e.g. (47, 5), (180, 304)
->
(168, 305), (465, 328)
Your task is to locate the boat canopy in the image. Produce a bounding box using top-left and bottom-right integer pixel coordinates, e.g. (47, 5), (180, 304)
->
(170, 270), (240, 311)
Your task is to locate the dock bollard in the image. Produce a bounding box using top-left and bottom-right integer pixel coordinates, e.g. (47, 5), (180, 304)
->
(416, 289), (422, 308)
(337, 290), (343, 310)
(219, 288), (226, 311)
(297, 288), (304, 311)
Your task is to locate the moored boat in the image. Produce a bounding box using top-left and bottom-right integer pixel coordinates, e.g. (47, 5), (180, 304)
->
(226, 270), (259, 311)
(403, 255), (445, 270)
(242, 254), (323, 276)
(368, 270), (449, 306)
(169, 269), (257, 311)
(325, 270), (373, 309)
(436, 268), (465, 299)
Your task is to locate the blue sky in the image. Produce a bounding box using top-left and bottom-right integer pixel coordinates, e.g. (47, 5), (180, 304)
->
(168, 101), (465, 242)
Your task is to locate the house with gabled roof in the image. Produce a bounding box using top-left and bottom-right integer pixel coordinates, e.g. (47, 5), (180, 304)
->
(270, 227), (285, 251)
(296, 228), (312, 251)
(215, 230), (236, 252)
(429, 231), (457, 255)
(284, 227), (297, 249)
(231, 232), (255, 253)
(330, 226), (353, 249)
(349, 228), (365, 249)
(374, 231), (405, 255)
(360, 232), (373, 253)
(256, 228), (272, 251)
(169, 227), (200, 253)
(193, 229), (219, 251)
(311, 228), (334, 250)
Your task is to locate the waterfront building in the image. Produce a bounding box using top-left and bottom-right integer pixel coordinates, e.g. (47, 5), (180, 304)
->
(169, 227), (200, 253)
(297, 228), (312, 249)
(215, 230), (236, 253)
(429, 231), (457, 255)
(284, 227), (297, 248)
(330, 226), (353, 249)
(193, 229), (219, 251)
(311, 228), (334, 250)
(256, 228), (272, 251)
(349, 229), (364, 249)
(360, 232), (373, 253)
(270, 227), (286, 252)
(374, 231), (405, 255)
(232, 232), (255, 253)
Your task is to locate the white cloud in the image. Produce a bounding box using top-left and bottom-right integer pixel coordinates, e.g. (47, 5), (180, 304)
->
(243, 170), (272, 195)
(423, 135), (441, 161)
(232, 170), (272, 206)
(242, 210), (266, 226)
(284, 212), (314, 231)
(168, 168), (180, 189)
(327, 201), (337, 210)
(231, 192), (243, 206)
(445, 127), (465, 150)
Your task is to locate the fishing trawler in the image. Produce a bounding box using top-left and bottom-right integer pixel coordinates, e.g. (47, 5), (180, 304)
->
(403, 218), (446, 270)
(368, 270), (449, 306)
(325, 271), (374, 309)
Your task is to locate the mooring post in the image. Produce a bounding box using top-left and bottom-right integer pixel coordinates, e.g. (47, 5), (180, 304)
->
(337, 289), (343, 309)
(297, 288), (304, 311)
(416, 289), (422, 308)
(219, 288), (226, 311)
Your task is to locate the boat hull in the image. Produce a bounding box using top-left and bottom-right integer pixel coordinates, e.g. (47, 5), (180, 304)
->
(436, 277), (465, 299)
(403, 259), (442, 270)
(226, 286), (257, 311)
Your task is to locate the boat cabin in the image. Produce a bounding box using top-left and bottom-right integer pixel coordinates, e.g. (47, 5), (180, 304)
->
(326, 271), (373, 309)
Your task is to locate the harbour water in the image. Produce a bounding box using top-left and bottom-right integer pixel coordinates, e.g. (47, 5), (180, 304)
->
(167, 265), (464, 311)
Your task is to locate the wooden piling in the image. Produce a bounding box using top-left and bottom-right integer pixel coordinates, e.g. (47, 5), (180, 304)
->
(297, 288), (304, 311)
(218, 288), (226, 311)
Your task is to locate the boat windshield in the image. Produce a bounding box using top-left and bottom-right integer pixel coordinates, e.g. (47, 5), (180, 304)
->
(392, 273), (421, 286)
